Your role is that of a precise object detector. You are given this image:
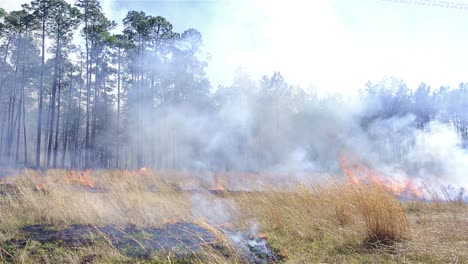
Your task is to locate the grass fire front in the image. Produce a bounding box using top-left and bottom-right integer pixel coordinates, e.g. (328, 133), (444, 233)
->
(0, 169), (466, 263)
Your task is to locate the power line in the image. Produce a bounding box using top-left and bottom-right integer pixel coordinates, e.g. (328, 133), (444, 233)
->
(382, 0), (468, 10)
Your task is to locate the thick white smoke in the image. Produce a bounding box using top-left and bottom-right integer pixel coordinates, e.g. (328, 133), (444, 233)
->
(128, 73), (467, 199)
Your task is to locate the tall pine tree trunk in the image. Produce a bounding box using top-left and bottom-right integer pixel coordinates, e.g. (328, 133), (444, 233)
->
(84, 22), (91, 168)
(53, 62), (62, 168)
(15, 39), (28, 164)
(62, 70), (73, 168)
(46, 35), (61, 167)
(36, 12), (46, 168)
(22, 84), (27, 165)
(116, 47), (121, 168)
(6, 32), (22, 161)
(0, 37), (11, 162)
(90, 53), (99, 168)
(72, 64), (83, 169)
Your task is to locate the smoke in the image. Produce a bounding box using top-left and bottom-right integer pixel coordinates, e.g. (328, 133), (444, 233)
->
(191, 193), (237, 225)
(124, 69), (467, 200)
(4, 0), (466, 198)
(403, 122), (468, 186)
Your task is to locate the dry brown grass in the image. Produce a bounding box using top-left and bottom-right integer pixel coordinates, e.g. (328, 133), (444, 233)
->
(0, 169), (466, 263)
(226, 182), (413, 262)
(0, 170), (193, 230)
(354, 185), (410, 245)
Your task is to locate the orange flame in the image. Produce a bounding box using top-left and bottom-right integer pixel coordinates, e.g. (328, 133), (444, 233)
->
(163, 217), (178, 225)
(35, 182), (49, 191)
(340, 155), (424, 199)
(138, 167), (148, 175)
(177, 180), (198, 191)
(31, 172), (50, 191)
(214, 174), (226, 192)
(65, 170), (94, 188)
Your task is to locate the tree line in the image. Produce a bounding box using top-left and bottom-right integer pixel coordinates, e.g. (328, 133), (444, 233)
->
(0, 0), (466, 170)
(0, 0), (209, 169)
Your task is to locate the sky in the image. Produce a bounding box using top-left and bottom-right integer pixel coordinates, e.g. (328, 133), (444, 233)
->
(3, 0), (468, 94)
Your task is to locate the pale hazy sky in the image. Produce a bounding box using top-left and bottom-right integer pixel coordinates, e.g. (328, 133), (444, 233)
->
(3, 0), (468, 93)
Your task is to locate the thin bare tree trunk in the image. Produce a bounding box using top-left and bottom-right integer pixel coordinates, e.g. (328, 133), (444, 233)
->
(36, 10), (47, 168)
(53, 62), (62, 168)
(46, 34), (61, 167)
(62, 69), (73, 168)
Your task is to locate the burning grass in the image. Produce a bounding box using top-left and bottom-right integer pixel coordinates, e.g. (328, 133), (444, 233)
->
(0, 169), (466, 263)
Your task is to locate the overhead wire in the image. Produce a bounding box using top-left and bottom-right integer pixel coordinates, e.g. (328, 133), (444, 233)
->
(382, 0), (468, 10)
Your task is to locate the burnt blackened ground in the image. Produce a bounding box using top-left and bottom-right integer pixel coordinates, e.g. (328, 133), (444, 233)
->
(0, 184), (18, 195)
(1, 222), (281, 263)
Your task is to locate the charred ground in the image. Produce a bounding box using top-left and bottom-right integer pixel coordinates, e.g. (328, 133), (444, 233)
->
(0, 169), (466, 263)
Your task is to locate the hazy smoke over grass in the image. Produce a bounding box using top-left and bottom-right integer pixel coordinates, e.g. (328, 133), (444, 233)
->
(0, 0), (466, 198)
(125, 72), (467, 198)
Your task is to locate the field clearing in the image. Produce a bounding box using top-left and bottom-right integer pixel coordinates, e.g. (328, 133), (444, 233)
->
(0, 169), (466, 263)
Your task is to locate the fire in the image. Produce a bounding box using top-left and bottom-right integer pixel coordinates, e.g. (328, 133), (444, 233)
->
(177, 181), (185, 190)
(214, 174), (226, 192)
(35, 182), (48, 191)
(219, 222), (235, 230)
(30, 170), (95, 190)
(122, 170), (135, 177)
(340, 156), (360, 186)
(65, 170), (95, 188)
(32, 173), (50, 191)
(176, 180), (197, 191)
(138, 167), (148, 175)
(163, 217), (178, 225)
(340, 155), (424, 199)
(79, 170), (95, 188)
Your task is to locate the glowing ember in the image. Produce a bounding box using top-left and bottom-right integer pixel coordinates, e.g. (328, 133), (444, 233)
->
(138, 167), (148, 175)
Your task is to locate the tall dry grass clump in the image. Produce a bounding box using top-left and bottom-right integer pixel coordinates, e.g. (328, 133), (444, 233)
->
(352, 184), (410, 245)
(314, 182), (411, 247)
(229, 181), (411, 261)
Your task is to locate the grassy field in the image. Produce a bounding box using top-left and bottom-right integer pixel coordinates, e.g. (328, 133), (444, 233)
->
(0, 169), (466, 263)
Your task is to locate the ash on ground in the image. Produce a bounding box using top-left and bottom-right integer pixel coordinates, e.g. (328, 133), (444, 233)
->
(3, 222), (281, 263)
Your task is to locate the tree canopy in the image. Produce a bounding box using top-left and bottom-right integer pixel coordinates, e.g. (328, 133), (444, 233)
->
(0, 1), (467, 170)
